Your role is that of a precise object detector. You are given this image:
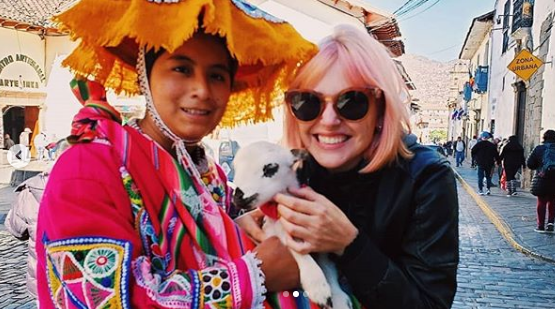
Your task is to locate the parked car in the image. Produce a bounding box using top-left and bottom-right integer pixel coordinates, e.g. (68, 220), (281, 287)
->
(424, 144), (447, 157)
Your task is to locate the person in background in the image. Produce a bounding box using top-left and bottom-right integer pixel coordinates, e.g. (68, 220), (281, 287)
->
(33, 131), (48, 161)
(45, 141), (58, 161)
(5, 140), (70, 301)
(454, 136), (466, 167)
(493, 137), (507, 186)
(527, 129), (555, 233)
(36, 0), (318, 308)
(444, 140), (453, 157)
(499, 135), (525, 196)
(469, 135), (478, 168)
(241, 25), (459, 308)
(472, 131), (500, 195)
(19, 128), (32, 148)
(4, 133), (15, 150)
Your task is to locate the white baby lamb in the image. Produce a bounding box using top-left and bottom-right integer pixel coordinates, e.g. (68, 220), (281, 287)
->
(232, 141), (352, 309)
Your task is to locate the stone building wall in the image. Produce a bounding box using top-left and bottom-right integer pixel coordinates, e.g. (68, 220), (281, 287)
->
(522, 13), (552, 188)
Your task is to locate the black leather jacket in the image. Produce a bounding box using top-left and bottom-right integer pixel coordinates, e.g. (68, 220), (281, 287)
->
(299, 135), (459, 308)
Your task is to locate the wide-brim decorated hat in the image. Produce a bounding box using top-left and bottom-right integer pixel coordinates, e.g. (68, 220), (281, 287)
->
(55, 0), (317, 127)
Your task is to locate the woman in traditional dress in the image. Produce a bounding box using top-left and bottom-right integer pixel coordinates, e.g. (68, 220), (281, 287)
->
(36, 0), (319, 308)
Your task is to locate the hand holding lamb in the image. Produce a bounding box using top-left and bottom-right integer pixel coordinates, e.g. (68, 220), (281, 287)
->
(232, 141), (353, 309)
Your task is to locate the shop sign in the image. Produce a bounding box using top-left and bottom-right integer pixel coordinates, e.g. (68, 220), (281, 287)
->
(0, 53), (45, 89)
(507, 49), (544, 80)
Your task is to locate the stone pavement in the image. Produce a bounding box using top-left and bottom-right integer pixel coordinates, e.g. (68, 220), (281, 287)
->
(453, 179), (555, 308)
(451, 158), (555, 263)
(0, 231), (37, 308)
(0, 164), (36, 308)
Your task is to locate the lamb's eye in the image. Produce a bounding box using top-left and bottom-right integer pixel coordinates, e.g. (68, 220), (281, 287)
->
(263, 163), (279, 178)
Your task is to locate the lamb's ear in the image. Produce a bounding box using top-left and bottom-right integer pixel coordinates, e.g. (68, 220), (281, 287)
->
(290, 149), (308, 172)
(290, 149), (309, 161)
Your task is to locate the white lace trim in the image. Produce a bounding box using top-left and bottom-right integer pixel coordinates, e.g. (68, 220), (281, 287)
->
(242, 251), (267, 309)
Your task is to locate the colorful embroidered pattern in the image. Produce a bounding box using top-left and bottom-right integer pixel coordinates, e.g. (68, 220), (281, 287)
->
(201, 268), (232, 304)
(45, 237), (131, 309)
(132, 257), (234, 308)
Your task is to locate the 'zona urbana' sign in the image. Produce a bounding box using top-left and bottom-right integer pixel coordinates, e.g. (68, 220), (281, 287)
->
(507, 49), (544, 81)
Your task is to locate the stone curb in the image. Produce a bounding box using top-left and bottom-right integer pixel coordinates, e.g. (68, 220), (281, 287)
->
(452, 168), (555, 264)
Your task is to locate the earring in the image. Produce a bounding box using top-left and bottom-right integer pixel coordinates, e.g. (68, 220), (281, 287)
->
(376, 124), (383, 133)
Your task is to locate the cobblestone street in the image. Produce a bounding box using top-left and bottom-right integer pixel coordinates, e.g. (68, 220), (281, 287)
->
(0, 231), (36, 308)
(1, 176), (555, 308)
(454, 182), (555, 308)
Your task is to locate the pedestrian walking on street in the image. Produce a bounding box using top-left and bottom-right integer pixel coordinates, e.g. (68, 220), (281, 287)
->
(4, 133), (15, 149)
(240, 25), (459, 308)
(444, 140), (453, 157)
(500, 135), (526, 196)
(527, 129), (555, 233)
(469, 135), (478, 168)
(472, 131), (500, 195)
(454, 136), (466, 167)
(35, 0), (318, 308)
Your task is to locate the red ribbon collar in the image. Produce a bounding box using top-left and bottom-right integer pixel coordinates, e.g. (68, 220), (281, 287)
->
(259, 202), (279, 220)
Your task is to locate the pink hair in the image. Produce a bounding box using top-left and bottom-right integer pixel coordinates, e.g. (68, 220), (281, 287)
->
(282, 24), (412, 173)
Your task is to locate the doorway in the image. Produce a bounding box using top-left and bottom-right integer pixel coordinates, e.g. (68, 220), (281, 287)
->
(515, 82), (526, 145)
(3, 106), (25, 144)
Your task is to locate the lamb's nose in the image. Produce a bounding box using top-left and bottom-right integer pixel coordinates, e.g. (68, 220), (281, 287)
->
(232, 188), (258, 210)
(233, 188), (246, 208)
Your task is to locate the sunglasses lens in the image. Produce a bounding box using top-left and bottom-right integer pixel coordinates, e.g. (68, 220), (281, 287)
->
(287, 92), (322, 121)
(337, 91), (370, 120)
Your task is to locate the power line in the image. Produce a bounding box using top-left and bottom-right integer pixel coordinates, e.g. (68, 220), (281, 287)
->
(427, 43), (460, 56)
(395, 0), (430, 17)
(369, 0), (443, 34)
(399, 0), (443, 22)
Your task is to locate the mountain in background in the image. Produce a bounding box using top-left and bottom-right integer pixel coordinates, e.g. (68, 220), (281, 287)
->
(399, 53), (455, 107)
(399, 54), (457, 141)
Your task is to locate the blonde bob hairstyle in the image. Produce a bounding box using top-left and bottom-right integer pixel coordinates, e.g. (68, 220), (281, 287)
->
(282, 24), (413, 173)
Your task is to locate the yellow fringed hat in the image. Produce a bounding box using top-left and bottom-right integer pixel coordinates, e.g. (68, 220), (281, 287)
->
(55, 0), (317, 127)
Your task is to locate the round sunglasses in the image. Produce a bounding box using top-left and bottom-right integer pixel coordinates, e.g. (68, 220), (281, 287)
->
(285, 87), (383, 122)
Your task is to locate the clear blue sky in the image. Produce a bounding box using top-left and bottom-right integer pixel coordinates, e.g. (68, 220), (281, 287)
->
(367, 0), (497, 62)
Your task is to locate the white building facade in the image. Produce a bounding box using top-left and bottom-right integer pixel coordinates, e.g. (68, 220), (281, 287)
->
(458, 11), (494, 146)
(471, 0), (555, 187)
(489, 0), (555, 144)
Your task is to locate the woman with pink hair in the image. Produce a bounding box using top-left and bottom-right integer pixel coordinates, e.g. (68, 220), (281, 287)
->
(242, 25), (459, 308)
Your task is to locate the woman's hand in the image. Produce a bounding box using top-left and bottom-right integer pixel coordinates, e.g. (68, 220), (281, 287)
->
(254, 236), (300, 292)
(275, 186), (358, 255)
(234, 208), (267, 244)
